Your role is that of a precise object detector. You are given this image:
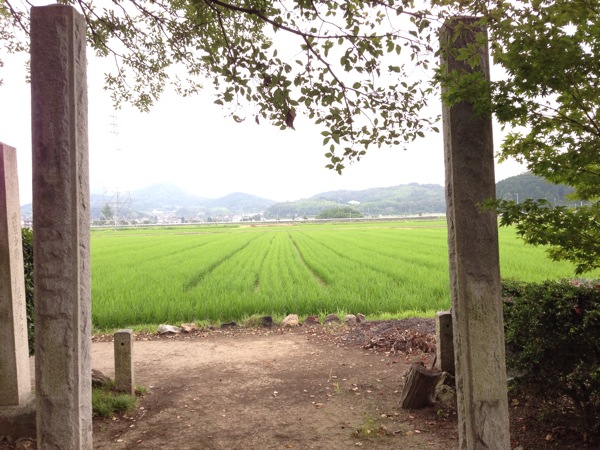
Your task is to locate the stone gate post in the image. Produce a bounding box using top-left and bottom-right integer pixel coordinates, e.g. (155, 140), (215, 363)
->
(0, 143), (31, 407)
(30, 5), (92, 448)
(440, 17), (510, 449)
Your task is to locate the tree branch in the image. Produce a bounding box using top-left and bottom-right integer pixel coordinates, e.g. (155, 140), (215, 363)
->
(4, 0), (29, 36)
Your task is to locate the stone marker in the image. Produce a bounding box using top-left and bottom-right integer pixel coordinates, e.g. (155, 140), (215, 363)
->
(31, 5), (92, 448)
(114, 329), (135, 395)
(435, 311), (454, 374)
(0, 144), (31, 407)
(440, 17), (510, 448)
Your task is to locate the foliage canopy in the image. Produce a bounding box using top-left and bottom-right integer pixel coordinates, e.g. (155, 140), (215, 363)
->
(492, 0), (600, 274)
(437, 0), (600, 273)
(1, 0), (443, 173)
(2, 0), (599, 271)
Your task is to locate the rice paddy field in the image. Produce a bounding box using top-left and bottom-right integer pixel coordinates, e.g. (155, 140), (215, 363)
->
(91, 220), (600, 329)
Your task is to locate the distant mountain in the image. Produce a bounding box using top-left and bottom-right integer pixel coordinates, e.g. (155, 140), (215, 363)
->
(202, 192), (276, 213)
(495, 173), (575, 204)
(123, 184), (275, 220)
(129, 183), (208, 211)
(264, 183), (446, 219)
(86, 183), (208, 222)
(21, 174), (576, 224)
(21, 183), (276, 222)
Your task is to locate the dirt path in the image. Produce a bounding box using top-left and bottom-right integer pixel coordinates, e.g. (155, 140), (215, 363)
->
(91, 325), (458, 449)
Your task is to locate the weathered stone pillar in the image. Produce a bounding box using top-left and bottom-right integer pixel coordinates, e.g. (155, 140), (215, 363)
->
(31, 5), (92, 449)
(114, 329), (135, 395)
(440, 17), (510, 449)
(0, 144), (31, 407)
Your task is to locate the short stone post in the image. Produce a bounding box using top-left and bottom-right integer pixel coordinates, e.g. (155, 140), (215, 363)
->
(114, 329), (135, 395)
(31, 5), (92, 449)
(435, 311), (454, 375)
(0, 144), (31, 406)
(440, 17), (510, 448)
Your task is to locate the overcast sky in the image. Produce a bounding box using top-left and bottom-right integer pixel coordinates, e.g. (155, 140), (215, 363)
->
(1, 45), (524, 206)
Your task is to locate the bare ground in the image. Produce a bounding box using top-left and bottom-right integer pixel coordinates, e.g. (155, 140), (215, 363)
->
(3, 318), (595, 449)
(91, 318), (457, 450)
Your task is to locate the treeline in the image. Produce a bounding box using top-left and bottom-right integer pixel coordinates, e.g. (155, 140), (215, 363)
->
(496, 172), (575, 205)
(264, 183), (446, 219)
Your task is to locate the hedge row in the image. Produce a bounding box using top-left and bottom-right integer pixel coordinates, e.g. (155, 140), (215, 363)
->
(502, 279), (600, 431)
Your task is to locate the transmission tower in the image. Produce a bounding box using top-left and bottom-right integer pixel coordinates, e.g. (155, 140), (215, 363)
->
(101, 115), (133, 226)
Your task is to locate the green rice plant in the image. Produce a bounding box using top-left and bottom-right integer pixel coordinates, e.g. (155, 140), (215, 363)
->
(90, 222), (600, 329)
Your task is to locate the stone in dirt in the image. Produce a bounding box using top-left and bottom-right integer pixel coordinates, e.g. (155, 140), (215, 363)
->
(281, 314), (299, 327)
(343, 314), (357, 326)
(259, 316), (273, 327)
(180, 323), (197, 333)
(157, 324), (181, 335)
(91, 369), (111, 388)
(435, 384), (456, 409)
(324, 314), (340, 324)
(14, 437), (35, 449)
(303, 315), (320, 327)
(356, 313), (366, 323)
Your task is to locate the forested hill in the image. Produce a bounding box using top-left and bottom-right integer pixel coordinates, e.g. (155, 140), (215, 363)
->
(265, 173), (578, 220)
(263, 183), (446, 219)
(495, 172), (575, 204)
(19, 174), (577, 222)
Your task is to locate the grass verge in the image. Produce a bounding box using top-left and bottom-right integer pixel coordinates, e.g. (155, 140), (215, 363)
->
(92, 380), (145, 418)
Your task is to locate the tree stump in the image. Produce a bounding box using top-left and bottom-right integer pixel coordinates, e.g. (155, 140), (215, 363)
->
(400, 364), (441, 409)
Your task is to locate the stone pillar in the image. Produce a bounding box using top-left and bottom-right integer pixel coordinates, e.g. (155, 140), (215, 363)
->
(435, 311), (454, 375)
(114, 329), (135, 395)
(0, 144), (31, 406)
(30, 5), (92, 449)
(440, 17), (510, 449)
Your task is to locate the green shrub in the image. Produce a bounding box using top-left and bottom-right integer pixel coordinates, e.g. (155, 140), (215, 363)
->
(315, 206), (363, 219)
(22, 228), (34, 356)
(502, 279), (600, 431)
